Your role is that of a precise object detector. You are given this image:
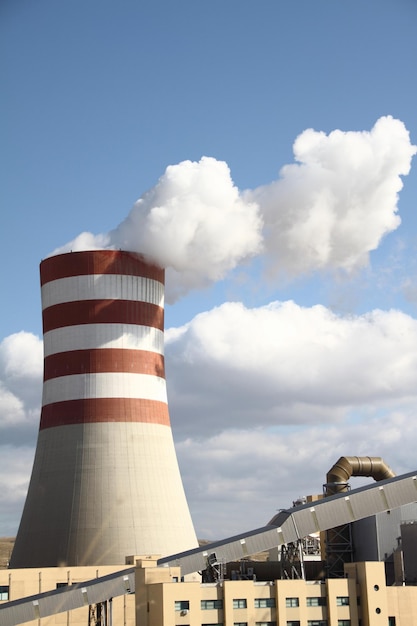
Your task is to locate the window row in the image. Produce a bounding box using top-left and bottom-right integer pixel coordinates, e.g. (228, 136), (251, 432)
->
(175, 600), (224, 611)
(203, 622), (276, 626)
(255, 598), (276, 608)
(201, 600), (224, 610)
(187, 619), (342, 625)
(177, 598), (278, 611)
(176, 596), (350, 612)
(290, 596), (348, 607)
(306, 597), (326, 607)
(288, 622), (346, 626)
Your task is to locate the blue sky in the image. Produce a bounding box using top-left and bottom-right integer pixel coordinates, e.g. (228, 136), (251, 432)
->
(1, 0), (417, 540)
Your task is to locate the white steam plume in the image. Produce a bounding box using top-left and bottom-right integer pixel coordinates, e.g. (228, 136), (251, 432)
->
(246, 115), (416, 277)
(110, 157), (263, 299)
(53, 116), (416, 300)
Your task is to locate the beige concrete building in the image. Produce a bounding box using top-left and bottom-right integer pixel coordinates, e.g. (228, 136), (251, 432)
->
(0, 562), (136, 626)
(2, 556), (417, 626)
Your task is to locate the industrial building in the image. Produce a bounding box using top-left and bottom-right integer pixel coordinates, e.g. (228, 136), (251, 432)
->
(1, 250), (417, 625)
(3, 469), (417, 625)
(1, 556), (417, 626)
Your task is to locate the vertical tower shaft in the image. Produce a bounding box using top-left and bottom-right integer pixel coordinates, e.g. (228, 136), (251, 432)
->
(10, 250), (197, 567)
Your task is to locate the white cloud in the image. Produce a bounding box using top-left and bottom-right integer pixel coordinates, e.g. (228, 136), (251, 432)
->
(177, 410), (417, 539)
(0, 332), (42, 442)
(0, 331), (43, 382)
(166, 301), (417, 437)
(0, 383), (26, 427)
(1, 301), (417, 539)
(0, 445), (34, 537)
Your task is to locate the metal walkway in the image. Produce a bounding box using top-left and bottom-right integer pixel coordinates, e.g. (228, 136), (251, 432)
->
(1, 470), (417, 626)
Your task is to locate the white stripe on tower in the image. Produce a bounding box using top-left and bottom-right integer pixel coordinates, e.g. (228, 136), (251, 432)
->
(43, 324), (164, 357)
(9, 250), (198, 568)
(41, 273), (164, 308)
(42, 372), (168, 404)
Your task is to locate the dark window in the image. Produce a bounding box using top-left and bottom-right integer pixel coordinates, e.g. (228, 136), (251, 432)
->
(201, 600), (223, 610)
(255, 598), (276, 608)
(336, 597), (349, 606)
(0, 586), (9, 601)
(285, 597), (299, 608)
(174, 601), (189, 611)
(306, 597), (326, 607)
(233, 599), (247, 609)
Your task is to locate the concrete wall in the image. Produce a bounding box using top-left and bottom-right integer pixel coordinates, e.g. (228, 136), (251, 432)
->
(3, 558), (417, 625)
(0, 563), (135, 626)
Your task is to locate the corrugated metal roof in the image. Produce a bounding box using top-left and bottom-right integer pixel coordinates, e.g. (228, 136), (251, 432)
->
(158, 471), (417, 575)
(0, 569), (135, 626)
(1, 470), (416, 626)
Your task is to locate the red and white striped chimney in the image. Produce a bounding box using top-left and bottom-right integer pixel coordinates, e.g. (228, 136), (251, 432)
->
(10, 250), (198, 567)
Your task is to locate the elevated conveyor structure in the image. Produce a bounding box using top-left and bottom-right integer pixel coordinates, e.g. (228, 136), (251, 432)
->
(1, 470), (417, 626)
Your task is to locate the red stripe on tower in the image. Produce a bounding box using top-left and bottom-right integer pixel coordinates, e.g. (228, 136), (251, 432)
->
(40, 249), (164, 284)
(43, 349), (165, 378)
(40, 398), (170, 428)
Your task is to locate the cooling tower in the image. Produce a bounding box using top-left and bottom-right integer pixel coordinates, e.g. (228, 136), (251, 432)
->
(10, 250), (198, 568)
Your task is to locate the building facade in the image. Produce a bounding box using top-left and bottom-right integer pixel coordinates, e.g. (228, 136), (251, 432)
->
(2, 557), (417, 626)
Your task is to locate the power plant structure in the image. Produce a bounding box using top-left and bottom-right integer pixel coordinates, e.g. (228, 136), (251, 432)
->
(3, 468), (417, 626)
(9, 249), (198, 568)
(4, 249), (417, 625)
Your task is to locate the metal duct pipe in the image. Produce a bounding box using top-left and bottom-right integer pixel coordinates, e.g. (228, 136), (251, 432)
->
(326, 456), (396, 495)
(324, 456), (396, 577)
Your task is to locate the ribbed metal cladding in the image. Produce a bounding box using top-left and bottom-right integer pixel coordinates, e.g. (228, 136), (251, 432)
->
(9, 250), (198, 568)
(0, 568), (136, 626)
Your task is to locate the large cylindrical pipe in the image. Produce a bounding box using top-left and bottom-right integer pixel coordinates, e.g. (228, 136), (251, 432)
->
(10, 250), (198, 567)
(326, 456), (396, 495)
(324, 455), (396, 577)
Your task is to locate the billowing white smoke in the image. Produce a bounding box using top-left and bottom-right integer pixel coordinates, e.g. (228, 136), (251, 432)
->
(110, 157), (263, 300)
(53, 116), (416, 300)
(246, 115), (416, 277)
